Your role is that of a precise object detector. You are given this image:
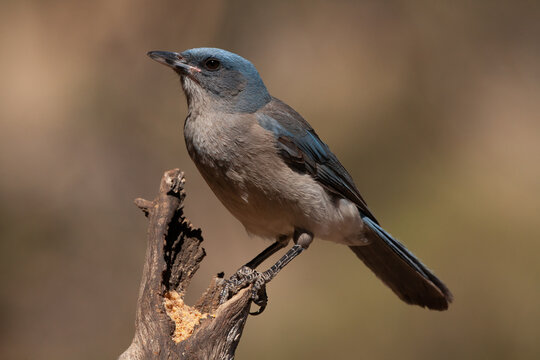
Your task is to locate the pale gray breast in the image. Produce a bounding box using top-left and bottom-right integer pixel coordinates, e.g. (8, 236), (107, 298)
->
(184, 113), (271, 203)
(184, 112), (302, 235)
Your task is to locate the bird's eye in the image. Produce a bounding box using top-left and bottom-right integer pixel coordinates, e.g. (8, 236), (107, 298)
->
(204, 58), (221, 71)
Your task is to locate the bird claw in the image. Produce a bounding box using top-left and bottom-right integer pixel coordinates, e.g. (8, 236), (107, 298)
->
(219, 266), (270, 315)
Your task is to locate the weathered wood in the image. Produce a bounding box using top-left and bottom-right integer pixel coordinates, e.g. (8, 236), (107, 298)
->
(119, 169), (252, 360)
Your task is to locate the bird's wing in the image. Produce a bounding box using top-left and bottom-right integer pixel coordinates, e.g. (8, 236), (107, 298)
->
(257, 98), (378, 223)
(258, 99), (453, 310)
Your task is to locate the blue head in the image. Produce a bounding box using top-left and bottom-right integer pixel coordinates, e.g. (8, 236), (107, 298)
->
(148, 48), (271, 113)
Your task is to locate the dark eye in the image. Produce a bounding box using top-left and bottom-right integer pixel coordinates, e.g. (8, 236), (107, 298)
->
(204, 58), (221, 71)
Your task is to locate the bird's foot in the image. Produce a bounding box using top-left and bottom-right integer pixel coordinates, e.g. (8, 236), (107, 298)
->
(220, 266), (271, 315)
(219, 243), (309, 315)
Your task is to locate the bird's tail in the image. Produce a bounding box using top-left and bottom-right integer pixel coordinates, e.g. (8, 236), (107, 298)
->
(349, 216), (453, 310)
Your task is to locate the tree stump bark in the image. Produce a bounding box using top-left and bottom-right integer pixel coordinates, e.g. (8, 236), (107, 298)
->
(119, 169), (252, 360)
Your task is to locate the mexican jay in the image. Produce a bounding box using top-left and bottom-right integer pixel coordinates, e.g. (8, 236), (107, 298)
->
(148, 48), (452, 312)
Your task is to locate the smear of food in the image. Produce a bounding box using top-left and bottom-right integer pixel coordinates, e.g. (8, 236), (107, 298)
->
(163, 290), (211, 342)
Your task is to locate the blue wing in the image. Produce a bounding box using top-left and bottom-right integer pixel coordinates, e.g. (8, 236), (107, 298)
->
(257, 97), (377, 223)
(257, 98), (452, 310)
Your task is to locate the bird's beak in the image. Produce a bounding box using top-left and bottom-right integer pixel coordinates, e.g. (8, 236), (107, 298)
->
(147, 51), (201, 74)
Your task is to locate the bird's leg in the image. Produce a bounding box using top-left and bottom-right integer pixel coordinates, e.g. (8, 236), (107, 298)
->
(244, 235), (289, 269)
(220, 230), (313, 315)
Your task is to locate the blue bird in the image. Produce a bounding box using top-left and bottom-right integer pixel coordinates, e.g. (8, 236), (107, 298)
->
(148, 48), (453, 312)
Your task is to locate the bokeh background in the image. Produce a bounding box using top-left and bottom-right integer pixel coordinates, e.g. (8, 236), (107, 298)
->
(1, 0), (539, 359)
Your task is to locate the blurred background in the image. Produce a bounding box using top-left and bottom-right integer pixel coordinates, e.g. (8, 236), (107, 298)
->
(1, 0), (539, 359)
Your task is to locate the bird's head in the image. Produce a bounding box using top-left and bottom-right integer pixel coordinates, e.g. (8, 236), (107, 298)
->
(148, 48), (271, 113)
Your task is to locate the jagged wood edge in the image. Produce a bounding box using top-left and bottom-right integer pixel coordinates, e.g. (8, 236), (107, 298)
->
(119, 169), (252, 360)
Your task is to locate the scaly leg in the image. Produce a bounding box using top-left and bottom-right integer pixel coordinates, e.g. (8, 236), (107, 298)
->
(244, 235), (289, 269)
(221, 230), (313, 314)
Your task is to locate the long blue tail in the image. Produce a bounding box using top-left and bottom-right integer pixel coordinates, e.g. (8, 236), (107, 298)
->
(349, 216), (452, 310)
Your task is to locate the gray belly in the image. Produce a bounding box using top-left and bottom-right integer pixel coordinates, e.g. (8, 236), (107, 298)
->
(191, 150), (297, 239)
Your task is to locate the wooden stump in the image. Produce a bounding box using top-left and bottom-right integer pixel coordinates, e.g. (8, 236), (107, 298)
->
(119, 169), (252, 360)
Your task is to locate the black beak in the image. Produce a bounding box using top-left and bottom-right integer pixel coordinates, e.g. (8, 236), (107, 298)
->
(147, 50), (200, 74)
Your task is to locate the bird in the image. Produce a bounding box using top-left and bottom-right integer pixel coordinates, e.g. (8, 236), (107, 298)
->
(147, 47), (453, 313)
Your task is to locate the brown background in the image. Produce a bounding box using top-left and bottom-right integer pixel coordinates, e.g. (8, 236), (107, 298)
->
(1, 1), (539, 359)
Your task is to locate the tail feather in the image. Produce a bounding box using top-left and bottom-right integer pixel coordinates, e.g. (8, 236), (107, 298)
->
(350, 216), (453, 311)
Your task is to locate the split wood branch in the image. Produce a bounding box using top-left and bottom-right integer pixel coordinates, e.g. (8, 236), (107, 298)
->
(119, 169), (252, 360)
